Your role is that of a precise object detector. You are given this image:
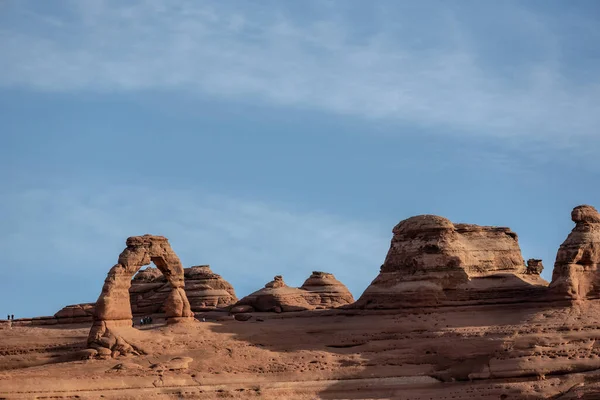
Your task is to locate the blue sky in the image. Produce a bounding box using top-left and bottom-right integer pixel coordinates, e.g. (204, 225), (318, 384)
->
(1, 0), (599, 318)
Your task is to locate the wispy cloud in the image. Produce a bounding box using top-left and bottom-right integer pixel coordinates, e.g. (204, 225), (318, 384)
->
(0, 185), (389, 316)
(1, 0), (599, 145)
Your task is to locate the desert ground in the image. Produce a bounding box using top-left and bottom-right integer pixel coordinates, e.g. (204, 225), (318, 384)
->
(3, 302), (600, 399)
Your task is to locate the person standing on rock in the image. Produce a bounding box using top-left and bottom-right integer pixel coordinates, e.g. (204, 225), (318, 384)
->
(11, 314), (14, 320)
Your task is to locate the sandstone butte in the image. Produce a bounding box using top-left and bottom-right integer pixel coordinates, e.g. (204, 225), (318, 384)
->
(2, 205), (600, 399)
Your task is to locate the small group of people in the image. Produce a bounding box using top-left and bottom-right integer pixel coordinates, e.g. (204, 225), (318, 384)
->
(6, 314), (14, 321)
(139, 316), (153, 326)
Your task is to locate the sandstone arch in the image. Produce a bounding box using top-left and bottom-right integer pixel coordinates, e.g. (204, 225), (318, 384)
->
(87, 235), (193, 355)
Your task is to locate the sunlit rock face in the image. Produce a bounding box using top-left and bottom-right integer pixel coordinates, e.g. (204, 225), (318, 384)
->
(233, 272), (354, 313)
(550, 205), (600, 300)
(88, 235), (194, 357)
(354, 215), (548, 309)
(130, 265), (237, 315)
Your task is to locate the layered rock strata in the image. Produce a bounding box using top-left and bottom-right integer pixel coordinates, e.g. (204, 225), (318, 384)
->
(300, 271), (354, 308)
(550, 205), (600, 300)
(130, 265), (237, 314)
(54, 303), (95, 324)
(526, 259), (544, 275)
(87, 235), (194, 357)
(233, 273), (353, 313)
(354, 215), (548, 308)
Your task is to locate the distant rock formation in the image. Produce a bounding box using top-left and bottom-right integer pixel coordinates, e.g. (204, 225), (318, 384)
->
(234, 276), (312, 312)
(233, 272), (353, 313)
(130, 265), (237, 314)
(185, 265), (238, 310)
(88, 235), (194, 357)
(526, 259), (544, 275)
(353, 215), (548, 308)
(550, 205), (600, 300)
(300, 271), (354, 308)
(54, 303), (95, 324)
(53, 266), (236, 325)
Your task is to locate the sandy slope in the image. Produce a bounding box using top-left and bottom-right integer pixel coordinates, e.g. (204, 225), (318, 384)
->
(3, 302), (600, 399)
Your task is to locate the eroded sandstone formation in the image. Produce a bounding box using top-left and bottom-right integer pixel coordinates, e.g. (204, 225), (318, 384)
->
(233, 273), (353, 313)
(54, 303), (95, 324)
(550, 205), (600, 300)
(354, 215), (548, 308)
(87, 235), (194, 357)
(526, 259), (544, 275)
(234, 276), (311, 312)
(300, 271), (354, 308)
(130, 265), (237, 314)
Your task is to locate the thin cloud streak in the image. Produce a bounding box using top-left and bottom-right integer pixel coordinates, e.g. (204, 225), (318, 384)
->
(0, 0), (599, 145)
(0, 185), (390, 314)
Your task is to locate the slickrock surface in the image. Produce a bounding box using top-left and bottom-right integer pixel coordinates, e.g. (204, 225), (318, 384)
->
(550, 205), (600, 300)
(354, 215), (548, 308)
(130, 265), (237, 315)
(88, 235), (194, 358)
(4, 303), (600, 399)
(234, 273), (353, 313)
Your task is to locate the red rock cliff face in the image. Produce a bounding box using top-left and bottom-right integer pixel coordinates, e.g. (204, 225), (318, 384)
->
(550, 205), (600, 300)
(354, 215), (547, 308)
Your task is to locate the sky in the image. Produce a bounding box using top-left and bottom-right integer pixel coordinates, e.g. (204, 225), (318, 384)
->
(1, 0), (599, 318)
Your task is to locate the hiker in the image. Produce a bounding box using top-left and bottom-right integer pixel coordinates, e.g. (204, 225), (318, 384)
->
(11, 314), (14, 320)
(6, 314), (9, 320)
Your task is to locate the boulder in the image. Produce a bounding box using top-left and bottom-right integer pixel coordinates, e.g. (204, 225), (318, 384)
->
(165, 357), (194, 371)
(234, 313), (253, 321)
(526, 259), (544, 275)
(76, 349), (99, 360)
(353, 214), (548, 309)
(110, 362), (143, 371)
(550, 205), (600, 300)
